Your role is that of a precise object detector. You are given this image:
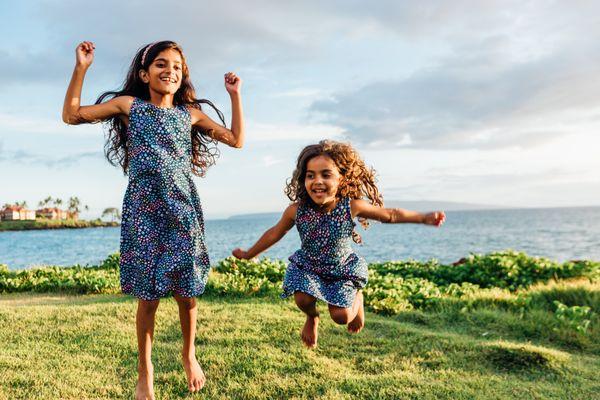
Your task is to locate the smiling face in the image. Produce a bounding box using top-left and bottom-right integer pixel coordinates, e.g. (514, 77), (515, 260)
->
(140, 48), (184, 96)
(304, 155), (342, 209)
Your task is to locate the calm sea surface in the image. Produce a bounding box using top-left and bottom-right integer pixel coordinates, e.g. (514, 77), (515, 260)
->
(1, 207), (599, 270)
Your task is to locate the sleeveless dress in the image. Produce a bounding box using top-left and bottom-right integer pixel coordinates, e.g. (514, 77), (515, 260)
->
(282, 197), (368, 308)
(119, 98), (210, 300)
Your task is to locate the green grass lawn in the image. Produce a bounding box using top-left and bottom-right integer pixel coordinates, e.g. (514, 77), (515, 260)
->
(1, 290), (598, 400)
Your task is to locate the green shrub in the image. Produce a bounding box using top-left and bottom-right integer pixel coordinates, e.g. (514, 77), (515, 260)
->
(553, 300), (593, 334)
(1, 251), (598, 325)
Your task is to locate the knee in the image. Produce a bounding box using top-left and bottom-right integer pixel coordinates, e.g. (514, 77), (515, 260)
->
(138, 299), (160, 315)
(294, 292), (316, 309)
(329, 308), (351, 325)
(174, 295), (196, 310)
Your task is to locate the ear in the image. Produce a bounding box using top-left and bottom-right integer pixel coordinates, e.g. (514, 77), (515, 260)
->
(138, 69), (150, 83)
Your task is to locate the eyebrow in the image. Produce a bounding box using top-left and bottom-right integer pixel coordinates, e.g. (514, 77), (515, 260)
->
(306, 169), (334, 173)
(153, 58), (182, 64)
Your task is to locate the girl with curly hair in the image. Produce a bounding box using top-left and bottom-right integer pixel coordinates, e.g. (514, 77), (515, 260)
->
(232, 140), (445, 348)
(62, 40), (245, 397)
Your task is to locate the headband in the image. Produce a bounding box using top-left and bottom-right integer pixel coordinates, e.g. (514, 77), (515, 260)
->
(141, 42), (158, 66)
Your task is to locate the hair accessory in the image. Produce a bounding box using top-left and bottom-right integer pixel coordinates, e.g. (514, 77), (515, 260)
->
(141, 42), (158, 66)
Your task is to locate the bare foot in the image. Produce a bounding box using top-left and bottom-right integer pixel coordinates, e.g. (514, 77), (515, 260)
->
(135, 363), (155, 400)
(301, 315), (319, 348)
(348, 291), (365, 334)
(182, 357), (206, 392)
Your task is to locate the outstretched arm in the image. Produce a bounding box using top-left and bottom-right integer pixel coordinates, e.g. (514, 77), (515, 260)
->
(232, 204), (297, 259)
(62, 41), (132, 125)
(351, 199), (445, 226)
(190, 72), (245, 148)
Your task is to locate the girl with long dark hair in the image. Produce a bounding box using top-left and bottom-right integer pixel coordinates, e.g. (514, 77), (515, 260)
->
(63, 40), (245, 399)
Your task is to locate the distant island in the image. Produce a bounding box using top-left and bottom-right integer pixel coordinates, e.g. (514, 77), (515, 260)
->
(0, 219), (119, 231)
(0, 197), (121, 231)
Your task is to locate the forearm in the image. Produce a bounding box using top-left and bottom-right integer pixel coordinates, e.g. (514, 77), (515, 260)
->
(62, 65), (88, 124)
(384, 208), (425, 224)
(229, 92), (244, 148)
(245, 227), (280, 258)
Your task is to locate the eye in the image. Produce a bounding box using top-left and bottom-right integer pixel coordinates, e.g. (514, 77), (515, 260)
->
(174, 65), (181, 70)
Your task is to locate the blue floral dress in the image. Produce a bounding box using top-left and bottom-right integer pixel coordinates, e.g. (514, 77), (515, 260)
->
(119, 98), (210, 300)
(282, 197), (368, 308)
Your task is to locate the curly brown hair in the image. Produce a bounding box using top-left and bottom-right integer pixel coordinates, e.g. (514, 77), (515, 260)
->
(285, 140), (384, 242)
(96, 40), (224, 177)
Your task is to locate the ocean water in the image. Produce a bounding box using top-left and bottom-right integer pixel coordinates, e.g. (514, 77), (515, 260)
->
(1, 207), (599, 270)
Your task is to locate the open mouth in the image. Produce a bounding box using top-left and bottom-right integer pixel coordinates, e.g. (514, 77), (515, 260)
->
(311, 188), (327, 195)
(160, 77), (177, 84)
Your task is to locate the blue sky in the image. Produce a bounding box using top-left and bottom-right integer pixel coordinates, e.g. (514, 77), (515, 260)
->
(1, 1), (599, 219)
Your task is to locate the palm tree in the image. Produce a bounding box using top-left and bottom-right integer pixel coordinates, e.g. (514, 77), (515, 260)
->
(38, 196), (52, 209)
(67, 197), (89, 220)
(102, 207), (122, 222)
(67, 197), (81, 219)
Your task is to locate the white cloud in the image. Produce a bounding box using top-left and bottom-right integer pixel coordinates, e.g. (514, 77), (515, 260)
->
(245, 120), (343, 142)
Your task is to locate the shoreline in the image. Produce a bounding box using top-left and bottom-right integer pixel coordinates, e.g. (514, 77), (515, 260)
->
(0, 219), (120, 232)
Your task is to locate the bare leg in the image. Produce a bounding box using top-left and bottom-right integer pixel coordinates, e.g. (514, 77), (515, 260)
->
(347, 291), (365, 333)
(294, 292), (320, 348)
(328, 290), (364, 333)
(174, 294), (205, 392)
(136, 299), (160, 400)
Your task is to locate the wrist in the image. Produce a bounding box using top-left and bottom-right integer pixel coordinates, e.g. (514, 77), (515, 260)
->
(228, 91), (241, 99)
(74, 64), (90, 73)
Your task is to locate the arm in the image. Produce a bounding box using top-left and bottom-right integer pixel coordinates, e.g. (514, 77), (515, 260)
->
(62, 41), (132, 125)
(232, 204), (297, 259)
(351, 199), (446, 226)
(189, 72), (245, 148)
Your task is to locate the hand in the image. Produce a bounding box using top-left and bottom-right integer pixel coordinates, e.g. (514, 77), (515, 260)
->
(232, 248), (249, 259)
(424, 211), (446, 227)
(224, 72), (242, 95)
(76, 41), (95, 69)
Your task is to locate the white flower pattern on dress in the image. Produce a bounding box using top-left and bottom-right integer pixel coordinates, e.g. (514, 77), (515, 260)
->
(282, 197), (368, 308)
(120, 98), (210, 300)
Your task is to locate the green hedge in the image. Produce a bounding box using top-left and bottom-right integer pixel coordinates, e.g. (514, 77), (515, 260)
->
(1, 252), (598, 326)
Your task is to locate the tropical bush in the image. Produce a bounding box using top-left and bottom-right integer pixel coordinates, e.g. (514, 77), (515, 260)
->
(1, 251), (598, 335)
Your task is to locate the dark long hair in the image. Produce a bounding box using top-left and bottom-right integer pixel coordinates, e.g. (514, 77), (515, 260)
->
(285, 140), (384, 243)
(96, 40), (225, 176)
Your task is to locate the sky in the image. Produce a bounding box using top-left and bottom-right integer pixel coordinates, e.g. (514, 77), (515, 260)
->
(1, 1), (599, 219)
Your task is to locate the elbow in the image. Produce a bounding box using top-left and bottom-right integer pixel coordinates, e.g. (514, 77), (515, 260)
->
(62, 111), (81, 125)
(230, 139), (244, 149)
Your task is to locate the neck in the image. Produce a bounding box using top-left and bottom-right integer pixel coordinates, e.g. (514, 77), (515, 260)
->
(316, 198), (338, 213)
(148, 90), (175, 108)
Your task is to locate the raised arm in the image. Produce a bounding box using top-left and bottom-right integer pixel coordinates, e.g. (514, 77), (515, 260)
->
(232, 204), (297, 259)
(189, 72), (244, 148)
(351, 199), (446, 226)
(62, 41), (132, 125)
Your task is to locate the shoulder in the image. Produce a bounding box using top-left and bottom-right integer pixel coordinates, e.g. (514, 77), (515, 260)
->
(185, 104), (205, 123)
(283, 203), (299, 219)
(350, 198), (368, 209)
(350, 199), (370, 217)
(110, 95), (135, 114)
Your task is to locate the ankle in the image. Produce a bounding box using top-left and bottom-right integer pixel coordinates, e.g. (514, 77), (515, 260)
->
(138, 361), (153, 373)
